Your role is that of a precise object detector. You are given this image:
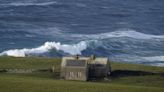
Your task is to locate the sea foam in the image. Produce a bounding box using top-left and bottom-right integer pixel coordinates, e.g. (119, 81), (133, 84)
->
(143, 56), (164, 62)
(1, 29), (164, 58)
(70, 29), (164, 40)
(0, 41), (87, 57)
(1, 1), (57, 7)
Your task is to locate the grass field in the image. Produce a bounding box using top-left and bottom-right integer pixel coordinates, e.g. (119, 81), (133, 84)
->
(0, 57), (164, 92)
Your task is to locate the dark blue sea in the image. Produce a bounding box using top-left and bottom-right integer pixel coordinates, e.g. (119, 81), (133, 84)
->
(0, 0), (164, 66)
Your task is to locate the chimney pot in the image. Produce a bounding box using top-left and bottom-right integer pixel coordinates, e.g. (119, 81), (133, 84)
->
(90, 55), (96, 60)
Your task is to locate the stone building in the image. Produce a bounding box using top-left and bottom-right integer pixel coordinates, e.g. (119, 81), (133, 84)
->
(60, 55), (111, 81)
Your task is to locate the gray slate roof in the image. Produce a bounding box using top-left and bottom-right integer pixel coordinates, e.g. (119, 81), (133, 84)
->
(66, 60), (86, 66)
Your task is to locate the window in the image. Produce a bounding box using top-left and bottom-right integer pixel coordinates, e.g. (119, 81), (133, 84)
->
(69, 72), (74, 77)
(69, 72), (82, 78)
(77, 72), (82, 78)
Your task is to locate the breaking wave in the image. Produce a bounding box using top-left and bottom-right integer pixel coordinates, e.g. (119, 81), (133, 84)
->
(143, 56), (164, 62)
(1, 29), (164, 67)
(70, 29), (164, 40)
(151, 63), (164, 67)
(140, 56), (164, 67)
(0, 41), (87, 57)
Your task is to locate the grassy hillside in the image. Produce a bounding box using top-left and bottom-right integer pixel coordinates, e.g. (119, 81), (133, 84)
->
(0, 57), (61, 69)
(0, 74), (164, 92)
(0, 57), (164, 92)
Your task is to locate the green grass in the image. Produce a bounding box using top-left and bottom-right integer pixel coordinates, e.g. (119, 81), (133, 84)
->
(0, 57), (61, 71)
(111, 62), (164, 73)
(0, 57), (164, 92)
(0, 74), (163, 92)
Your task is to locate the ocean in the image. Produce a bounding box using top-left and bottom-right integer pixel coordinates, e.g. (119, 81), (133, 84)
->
(0, 0), (164, 66)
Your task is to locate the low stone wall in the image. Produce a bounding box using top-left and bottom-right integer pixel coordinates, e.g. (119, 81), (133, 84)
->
(0, 69), (51, 73)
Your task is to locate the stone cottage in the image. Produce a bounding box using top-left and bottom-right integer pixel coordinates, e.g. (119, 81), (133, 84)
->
(60, 55), (111, 81)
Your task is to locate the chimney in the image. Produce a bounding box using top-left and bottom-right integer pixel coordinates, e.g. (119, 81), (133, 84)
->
(90, 55), (96, 60)
(75, 54), (80, 60)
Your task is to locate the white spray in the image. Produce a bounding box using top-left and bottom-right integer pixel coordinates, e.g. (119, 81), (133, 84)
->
(0, 41), (87, 57)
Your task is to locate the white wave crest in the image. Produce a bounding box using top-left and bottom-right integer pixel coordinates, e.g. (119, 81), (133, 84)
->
(143, 56), (164, 62)
(1, 2), (57, 7)
(0, 41), (87, 57)
(151, 63), (164, 67)
(142, 56), (164, 67)
(70, 29), (164, 40)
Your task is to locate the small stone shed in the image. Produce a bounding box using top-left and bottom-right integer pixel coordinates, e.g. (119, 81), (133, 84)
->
(60, 55), (111, 81)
